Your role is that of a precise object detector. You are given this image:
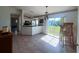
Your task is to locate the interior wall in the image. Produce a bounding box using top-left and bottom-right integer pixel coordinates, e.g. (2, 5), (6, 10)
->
(18, 10), (23, 34)
(0, 6), (11, 30)
(0, 6), (21, 31)
(77, 7), (79, 52)
(9, 7), (20, 14)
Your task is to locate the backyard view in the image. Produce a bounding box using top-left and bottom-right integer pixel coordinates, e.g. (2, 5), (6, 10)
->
(47, 26), (60, 36)
(47, 18), (61, 38)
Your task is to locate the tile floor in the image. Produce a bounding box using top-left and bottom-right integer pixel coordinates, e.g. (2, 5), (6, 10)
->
(13, 34), (75, 53)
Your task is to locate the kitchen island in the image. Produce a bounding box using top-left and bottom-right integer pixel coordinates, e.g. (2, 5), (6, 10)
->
(22, 26), (43, 35)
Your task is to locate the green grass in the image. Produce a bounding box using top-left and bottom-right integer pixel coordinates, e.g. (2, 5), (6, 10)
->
(47, 26), (60, 36)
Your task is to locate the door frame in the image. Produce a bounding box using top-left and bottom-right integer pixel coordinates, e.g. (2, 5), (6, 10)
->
(10, 14), (20, 33)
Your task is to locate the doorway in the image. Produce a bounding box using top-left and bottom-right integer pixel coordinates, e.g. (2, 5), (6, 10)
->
(11, 14), (19, 34)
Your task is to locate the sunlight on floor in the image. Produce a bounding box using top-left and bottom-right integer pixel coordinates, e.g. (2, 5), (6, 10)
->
(41, 35), (59, 47)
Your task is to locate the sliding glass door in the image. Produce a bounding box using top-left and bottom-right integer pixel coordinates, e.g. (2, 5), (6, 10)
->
(47, 17), (63, 38)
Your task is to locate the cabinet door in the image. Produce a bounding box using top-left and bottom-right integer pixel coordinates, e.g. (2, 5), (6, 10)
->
(3, 38), (12, 53)
(0, 37), (4, 52)
(64, 23), (73, 36)
(2, 35), (12, 53)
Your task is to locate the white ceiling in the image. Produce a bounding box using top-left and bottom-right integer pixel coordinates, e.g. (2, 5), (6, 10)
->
(15, 6), (77, 17)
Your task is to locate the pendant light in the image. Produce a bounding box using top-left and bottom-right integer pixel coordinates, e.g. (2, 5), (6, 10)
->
(45, 6), (48, 20)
